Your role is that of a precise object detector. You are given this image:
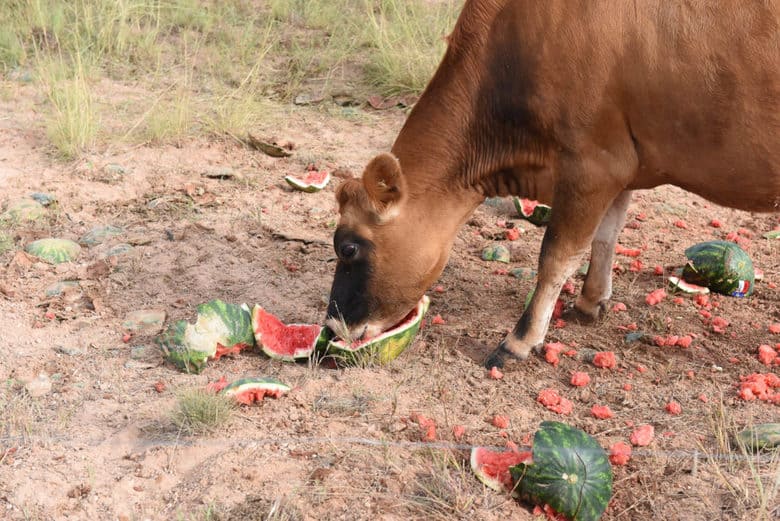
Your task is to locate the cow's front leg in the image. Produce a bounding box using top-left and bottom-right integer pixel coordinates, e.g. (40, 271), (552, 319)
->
(572, 190), (632, 321)
(485, 185), (623, 369)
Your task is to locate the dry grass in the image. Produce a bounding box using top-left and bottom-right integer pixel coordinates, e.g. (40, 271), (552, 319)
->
(171, 388), (234, 435)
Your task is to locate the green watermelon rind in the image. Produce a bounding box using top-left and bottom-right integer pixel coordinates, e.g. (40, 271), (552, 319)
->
(513, 197), (552, 226)
(251, 305), (327, 362)
(221, 377), (291, 397)
(157, 300), (255, 374)
(25, 238), (81, 264)
(682, 240), (754, 297)
(470, 446), (532, 496)
(158, 319), (213, 374)
(511, 421), (613, 521)
(667, 275), (710, 295)
(735, 423), (780, 451)
(284, 172), (331, 193)
(326, 295), (430, 365)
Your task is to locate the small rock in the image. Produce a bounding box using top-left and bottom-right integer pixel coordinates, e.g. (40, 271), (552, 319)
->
(125, 234), (152, 246)
(122, 309), (167, 334)
(130, 345), (154, 360)
(105, 164), (127, 175)
(29, 193), (57, 206)
(124, 359), (158, 370)
(294, 92), (325, 106)
(202, 167), (237, 180)
(79, 225), (124, 247)
(55, 345), (83, 356)
(25, 373), (52, 397)
(102, 243), (133, 259)
(45, 280), (81, 297)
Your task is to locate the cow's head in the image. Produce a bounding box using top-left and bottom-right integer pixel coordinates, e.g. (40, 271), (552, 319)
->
(325, 153), (465, 341)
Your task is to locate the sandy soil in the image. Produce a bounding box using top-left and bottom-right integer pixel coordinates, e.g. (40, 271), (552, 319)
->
(0, 80), (778, 521)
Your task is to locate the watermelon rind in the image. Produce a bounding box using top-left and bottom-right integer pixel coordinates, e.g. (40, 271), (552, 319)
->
(221, 376), (291, 397)
(326, 295), (430, 365)
(158, 299), (255, 374)
(512, 197), (552, 226)
(2, 198), (46, 222)
(682, 240), (755, 297)
(25, 238), (81, 264)
(251, 305), (327, 361)
(735, 423), (780, 451)
(667, 275), (709, 295)
(511, 421), (613, 521)
(470, 446), (533, 495)
(284, 172), (330, 193)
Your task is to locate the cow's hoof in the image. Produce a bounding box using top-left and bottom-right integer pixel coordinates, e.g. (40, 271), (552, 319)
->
(565, 300), (609, 324)
(484, 339), (531, 369)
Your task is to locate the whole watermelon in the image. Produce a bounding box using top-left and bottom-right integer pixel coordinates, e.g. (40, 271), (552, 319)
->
(682, 240), (754, 297)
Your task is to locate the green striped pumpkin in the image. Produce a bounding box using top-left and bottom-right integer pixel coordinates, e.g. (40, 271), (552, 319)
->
(511, 421), (613, 521)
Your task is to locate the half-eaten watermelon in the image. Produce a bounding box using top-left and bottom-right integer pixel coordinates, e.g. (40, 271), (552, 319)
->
(667, 275), (709, 295)
(158, 300), (255, 374)
(325, 295), (430, 365)
(251, 306), (329, 361)
(470, 446), (533, 493)
(284, 170), (330, 193)
(511, 421), (613, 521)
(682, 240), (755, 297)
(221, 377), (291, 405)
(513, 197), (552, 226)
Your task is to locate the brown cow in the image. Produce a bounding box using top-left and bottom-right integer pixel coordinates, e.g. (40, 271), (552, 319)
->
(326, 0), (780, 368)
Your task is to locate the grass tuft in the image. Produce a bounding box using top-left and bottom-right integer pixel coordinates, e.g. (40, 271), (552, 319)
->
(172, 388), (234, 435)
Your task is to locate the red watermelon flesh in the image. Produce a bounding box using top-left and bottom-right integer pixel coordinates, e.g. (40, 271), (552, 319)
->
(232, 387), (285, 405)
(252, 306), (323, 361)
(520, 199), (539, 216)
(302, 171), (328, 184)
(471, 447), (533, 492)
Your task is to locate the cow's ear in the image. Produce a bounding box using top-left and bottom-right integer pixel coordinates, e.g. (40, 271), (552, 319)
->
(362, 153), (406, 217)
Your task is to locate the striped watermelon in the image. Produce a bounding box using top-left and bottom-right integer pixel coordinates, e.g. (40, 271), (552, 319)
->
(511, 421), (613, 521)
(682, 240), (755, 297)
(251, 305), (329, 361)
(513, 197), (552, 226)
(736, 423), (780, 451)
(284, 170), (330, 193)
(158, 300), (254, 374)
(25, 238), (81, 264)
(221, 377), (290, 405)
(326, 295), (429, 365)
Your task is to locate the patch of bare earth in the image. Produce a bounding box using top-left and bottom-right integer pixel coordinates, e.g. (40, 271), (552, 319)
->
(0, 82), (778, 521)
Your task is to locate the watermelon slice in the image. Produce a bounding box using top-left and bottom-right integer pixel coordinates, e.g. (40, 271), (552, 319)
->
(513, 197), (552, 226)
(326, 295), (429, 365)
(25, 238), (81, 264)
(682, 240), (755, 297)
(667, 275), (709, 294)
(470, 447), (533, 493)
(284, 170), (330, 193)
(221, 377), (291, 405)
(158, 300), (255, 374)
(251, 306), (329, 361)
(511, 421), (613, 521)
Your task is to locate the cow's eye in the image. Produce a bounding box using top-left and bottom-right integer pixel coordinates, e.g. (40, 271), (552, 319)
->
(339, 242), (358, 260)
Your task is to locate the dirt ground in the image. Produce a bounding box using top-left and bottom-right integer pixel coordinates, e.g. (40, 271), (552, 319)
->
(0, 79), (778, 521)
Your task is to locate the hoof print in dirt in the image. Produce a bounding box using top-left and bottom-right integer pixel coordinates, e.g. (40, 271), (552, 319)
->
(472, 421), (613, 521)
(157, 299), (254, 374)
(513, 197), (552, 226)
(251, 305), (330, 362)
(284, 170), (330, 193)
(681, 240), (755, 297)
(25, 238), (81, 264)
(325, 295), (429, 366)
(218, 376), (291, 405)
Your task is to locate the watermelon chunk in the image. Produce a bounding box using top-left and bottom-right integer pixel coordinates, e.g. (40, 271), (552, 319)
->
(682, 240), (755, 297)
(158, 300), (255, 374)
(251, 306), (328, 361)
(284, 170), (330, 193)
(511, 421), (613, 521)
(667, 275), (709, 294)
(221, 377), (291, 405)
(513, 197), (552, 226)
(325, 295), (429, 365)
(470, 446), (533, 493)
(736, 423), (780, 451)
